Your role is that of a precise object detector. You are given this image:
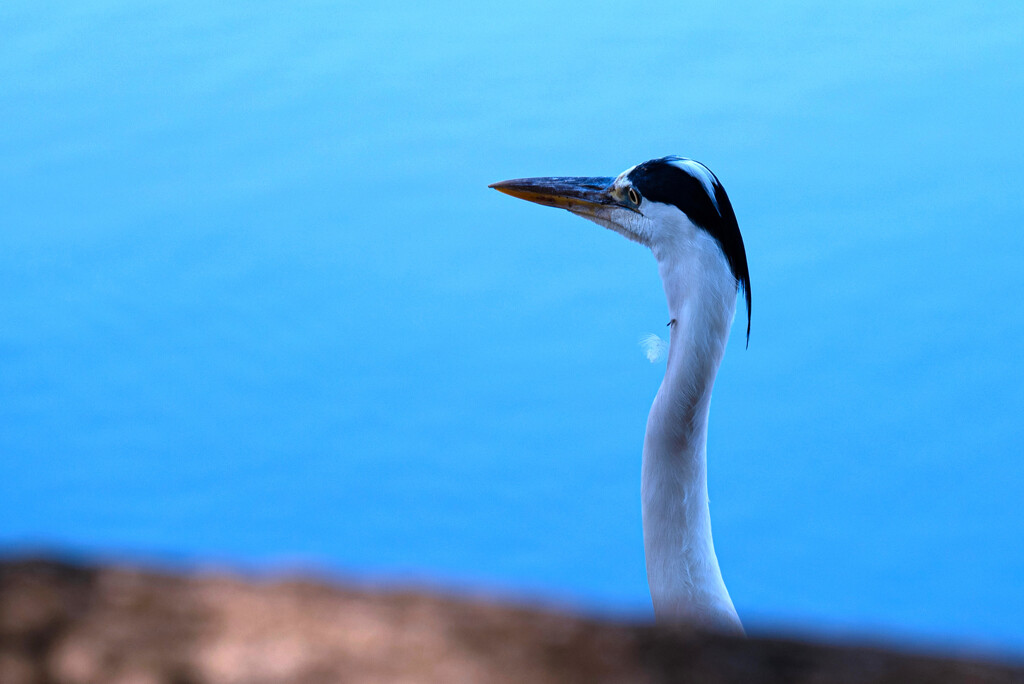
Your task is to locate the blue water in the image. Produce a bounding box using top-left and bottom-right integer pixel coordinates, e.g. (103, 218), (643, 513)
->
(2, 0), (1023, 654)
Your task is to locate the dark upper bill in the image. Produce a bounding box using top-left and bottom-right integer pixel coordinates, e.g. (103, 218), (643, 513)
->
(488, 176), (617, 213)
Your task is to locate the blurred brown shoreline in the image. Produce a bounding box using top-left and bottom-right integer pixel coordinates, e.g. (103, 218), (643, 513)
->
(1, 556), (1021, 684)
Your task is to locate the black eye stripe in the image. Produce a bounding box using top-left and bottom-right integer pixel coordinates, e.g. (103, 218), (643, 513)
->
(626, 156), (751, 346)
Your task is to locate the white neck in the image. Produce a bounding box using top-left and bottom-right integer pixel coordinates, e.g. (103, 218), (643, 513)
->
(641, 227), (743, 634)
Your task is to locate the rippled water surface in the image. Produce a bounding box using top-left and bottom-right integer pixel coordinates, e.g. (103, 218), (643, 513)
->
(2, 1), (1022, 652)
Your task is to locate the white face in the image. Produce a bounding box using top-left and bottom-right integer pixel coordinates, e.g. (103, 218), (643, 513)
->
(560, 168), (649, 245)
(571, 196), (716, 258)
(567, 169), (697, 249)
(568, 171), (736, 306)
(570, 201), (649, 245)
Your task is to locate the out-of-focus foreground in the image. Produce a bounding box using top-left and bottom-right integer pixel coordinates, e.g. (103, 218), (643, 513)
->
(1, 558), (1020, 684)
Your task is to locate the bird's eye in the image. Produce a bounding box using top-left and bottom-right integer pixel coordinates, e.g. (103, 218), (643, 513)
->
(628, 187), (641, 205)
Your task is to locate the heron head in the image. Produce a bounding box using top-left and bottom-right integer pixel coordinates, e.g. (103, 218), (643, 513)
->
(490, 156), (751, 343)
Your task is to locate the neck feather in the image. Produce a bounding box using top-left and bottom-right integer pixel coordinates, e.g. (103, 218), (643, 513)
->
(641, 234), (742, 634)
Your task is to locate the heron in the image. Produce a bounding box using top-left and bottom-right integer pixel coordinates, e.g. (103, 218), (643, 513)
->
(489, 156), (750, 635)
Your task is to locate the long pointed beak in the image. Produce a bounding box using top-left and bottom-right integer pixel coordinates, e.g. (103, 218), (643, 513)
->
(488, 176), (618, 215)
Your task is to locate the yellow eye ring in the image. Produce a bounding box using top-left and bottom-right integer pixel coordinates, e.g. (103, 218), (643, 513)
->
(628, 187), (641, 205)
